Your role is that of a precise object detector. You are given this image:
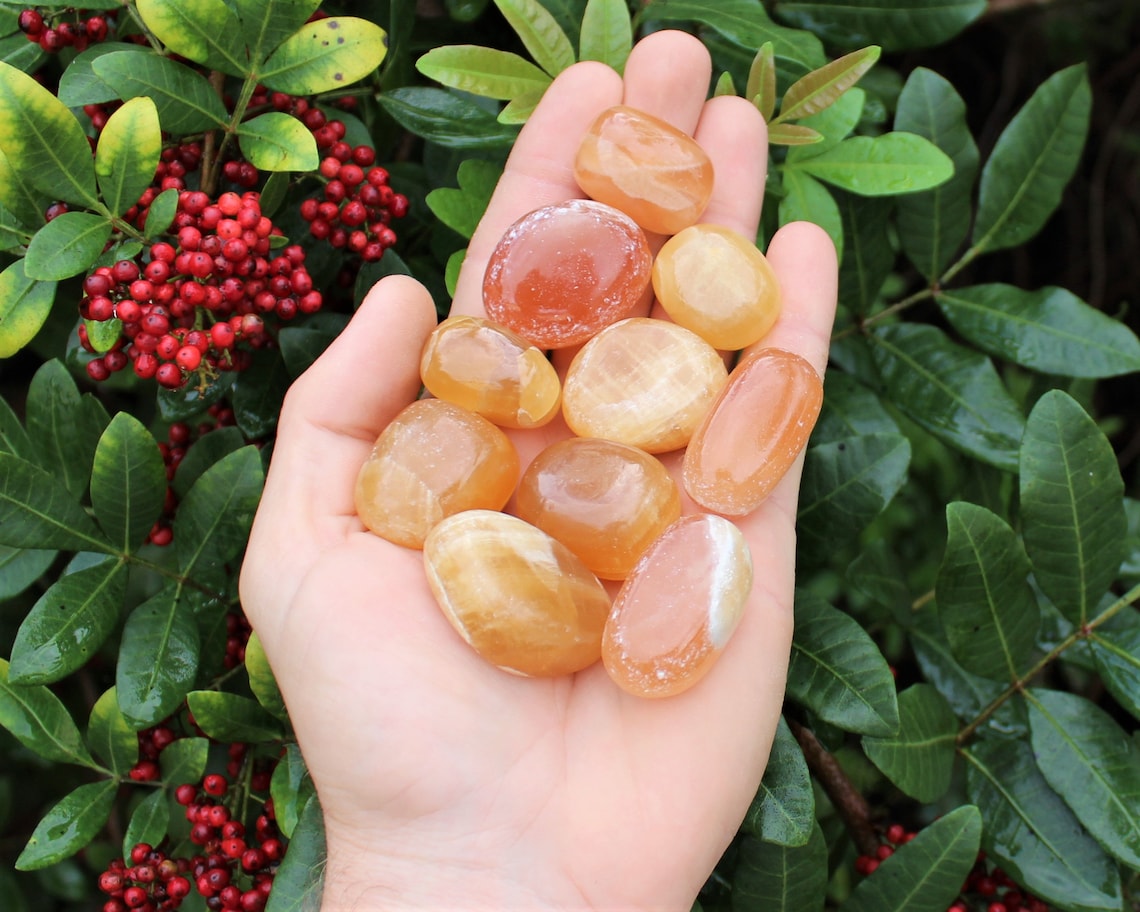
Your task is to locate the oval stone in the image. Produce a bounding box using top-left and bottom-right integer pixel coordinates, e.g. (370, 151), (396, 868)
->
(424, 510), (611, 677)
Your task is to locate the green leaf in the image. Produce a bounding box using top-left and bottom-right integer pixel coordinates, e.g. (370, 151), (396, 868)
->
(56, 43), (151, 107)
(425, 159), (502, 240)
(135, 0), (246, 75)
(15, 779), (117, 871)
(84, 317), (123, 354)
(935, 284), (1140, 378)
(91, 52), (229, 134)
(87, 687), (137, 776)
(23, 212), (112, 282)
(171, 426), (248, 499)
(231, 353), (289, 438)
(379, 88), (520, 149)
(122, 789), (169, 861)
(869, 324), (1025, 472)
(116, 588), (200, 729)
(0, 61), (99, 207)
(774, 45), (880, 123)
(238, 0), (322, 65)
(90, 412), (167, 552)
(175, 446), (263, 578)
(497, 88), (545, 124)
(731, 824), (827, 912)
(846, 540), (910, 618)
(744, 717), (813, 846)
(0, 143), (48, 226)
(787, 590), (899, 736)
(95, 96), (161, 217)
(579, 0), (632, 74)
(156, 371), (235, 424)
(9, 557), (127, 685)
(778, 170), (842, 261)
(186, 691), (284, 743)
(747, 42), (777, 121)
(158, 737), (209, 785)
(894, 67), (979, 279)
(964, 738), (1122, 912)
(493, 0), (576, 77)
(0, 546), (55, 600)
(936, 502), (1039, 681)
(445, 248), (465, 297)
(245, 632), (287, 721)
(0, 259), (55, 358)
(237, 112), (320, 172)
(0, 454), (111, 552)
(271, 744), (315, 839)
(835, 192), (893, 315)
(1019, 390), (1125, 624)
(812, 371), (899, 444)
(416, 45), (552, 101)
(768, 123), (822, 146)
(0, 658), (97, 767)
(973, 65), (1091, 253)
(786, 88), (865, 161)
(788, 133), (953, 196)
(27, 359), (109, 499)
(773, 0), (985, 51)
(841, 805), (981, 912)
(259, 17), (388, 95)
(862, 684), (957, 803)
(1089, 609), (1140, 722)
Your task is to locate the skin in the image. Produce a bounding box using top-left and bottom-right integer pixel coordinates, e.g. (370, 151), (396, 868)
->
(239, 30), (838, 912)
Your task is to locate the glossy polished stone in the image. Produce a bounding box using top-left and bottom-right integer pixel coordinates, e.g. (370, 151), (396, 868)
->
(682, 348), (823, 516)
(482, 199), (652, 349)
(652, 224), (781, 350)
(423, 510), (611, 676)
(575, 105), (714, 235)
(602, 514), (752, 698)
(355, 399), (519, 549)
(420, 315), (561, 429)
(562, 318), (728, 453)
(516, 437), (682, 580)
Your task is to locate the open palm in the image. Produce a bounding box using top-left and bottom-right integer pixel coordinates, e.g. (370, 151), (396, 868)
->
(239, 30), (837, 912)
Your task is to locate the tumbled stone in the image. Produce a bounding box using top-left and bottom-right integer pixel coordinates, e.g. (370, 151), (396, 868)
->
(561, 318), (728, 453)
(354, 399), (519, 549)
(420, 315), (561, 429)
(682, 348), (823, 516)
(652, 224), (781, 350)
(574, 105), (714, 236)
(516, 437), (682, 580)
(423, 510), (611, 676)
(482, 199), (652, 349)
(602, 513), (752, 698)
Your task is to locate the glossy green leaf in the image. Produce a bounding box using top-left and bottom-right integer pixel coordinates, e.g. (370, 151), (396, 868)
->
(894, 67), (979, 279)
(937, 502), (1039, 681)
(87, 687), (137, 776)
(869, 324), (1025, 472)
(846, 540), (910, 618)
(0, 393), (32, 463)
(841, 805), (981, 912)
(0, 546), (55, 600)
(271, 744), (315, 839)
(0, 259), (55, 359)
(936, 284), (1140, 378)
(122, 789), (169, 861)
(787, 590), (899, 736)
(579, 0), (632, 74)
(747, 42), (776, 120)
(744, 717), (813, 846)
(95, 96), (161, 217)
(1089, 609), (1140, 722)
(116, 588), (200, 729)
(56, 43), (150, 107)
(787, 88), (865, 161)
(9, 557), (127, 684)
(778, 170), (842, 261)
(175, 446), (263, 578)
(91, 52), (229, 134)
(170, 426), (247, 499)
(493, 0), (575, 77)
(379, 88), (520, 149)
(265, 794), (325, 912)
(973, 65), (1091, 253)
(238, 0), (322, 64)
(788, 133), (953, 195)
(27, 359), (109, 499)
(775, 46), (879, 123)
(84, 317), (122, 354)
(964, 738), (1122, 912)
(156, 371), (235, 424)
(862, 684), (957, 803)
(90, 412), (167, 553)
(445, 248), (465, 297)
(0, 658), (96, 767)
(135, 0), (246, 75)
(425, 159), (502, 240)
(23, 212), (112, 281)
(773, 0), (985, 51)
(836, 192), (891, 315)
(0, 144), (48, 226)
(231, 352), (289, 438)
(0, 61), (98, 207)
(259, 17), (388, 95)
(0, 454), (111, 552)
(15, 779), (117, 871)
(812, 372), (899, 444)
(498, 88), (546, 124)
(768, 123), (822, 146)
(731, 824), (827, 912)
(237, 112), (320, 172)
(417, 45), (551, 101)
(186, 691), (284, 743)
(1020, 390), (1125, 624)
(246, 631), (287, 721)
(159, 737), (209, 785)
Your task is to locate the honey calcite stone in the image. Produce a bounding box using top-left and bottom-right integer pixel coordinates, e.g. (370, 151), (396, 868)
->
(562, 318), (728, 453)
(683, 348), (823, 516)
(575, 105), (714, 236)
(652, 224), (781, 350)
(483, 199), (652, 349)
(516, 437), (682, 581)
(424, 510), (611, 677)
(603, 514), (753, 698)
(420, 315), (561, 429)
(355, 399), (519, 549)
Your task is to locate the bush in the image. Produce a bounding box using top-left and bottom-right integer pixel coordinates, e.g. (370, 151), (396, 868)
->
(0, 1), (1137, 910)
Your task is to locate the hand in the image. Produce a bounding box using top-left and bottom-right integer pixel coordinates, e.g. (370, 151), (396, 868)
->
(239, 29), (838, 912)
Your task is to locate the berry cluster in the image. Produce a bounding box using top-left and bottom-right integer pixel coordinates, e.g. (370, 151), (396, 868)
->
(17, 7), (112, 53)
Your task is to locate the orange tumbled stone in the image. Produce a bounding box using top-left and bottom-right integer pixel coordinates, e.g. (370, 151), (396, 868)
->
(682, 348), (823, 516)
(420, 315), (561, 429)
(482, 199), (652, 349)
(652, 224), (781, 350)
(562, 318), (728, 453)
(423, 510), (611, 676)
(574, 105), (714, 235)
(355, 399), (519, 549)
(602, 514), (753, 698)
(516, 437), (682, 581)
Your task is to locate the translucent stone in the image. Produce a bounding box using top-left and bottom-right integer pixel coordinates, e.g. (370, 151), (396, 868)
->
(682, 348), (823, 516)
(423, 510), (611, 676)
(355, 399), (519, 549)
(652, 224), (781, 350)
(602, 514), (752, 698)
(482, 199), (652, 349)
(574, 105), (714, 236)
(562, 318), (728, 453)
(516, 437), (682, 581)
(420, 315), (561, 429)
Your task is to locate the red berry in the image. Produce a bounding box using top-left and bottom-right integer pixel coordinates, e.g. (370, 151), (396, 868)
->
(122, 886), (148, 908)
(175, 346), (202, 371)
(203, 773), (227, 797)
(18, 9), (43, 34)
(352, 145), (376, 167)
(99, 870), (125, 893)
(175, 783), (198, 806)
(156, 363), (183, 389)
(167, 875), (191, 900)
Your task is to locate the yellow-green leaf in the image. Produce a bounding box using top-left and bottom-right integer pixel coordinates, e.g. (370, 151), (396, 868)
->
(747, 42), (777, 121)
(135, 0), (247, 76)
(0, 146), (46, 228)
(237, 113), (319, 172)
(775, 46), (881, 124)
(493, 0), (576, 77)
(713, 72), (736, 97)
(259, 17), (388, 95)
(23, 212), (112, 281)
(497, 87), (546, 124)
(0, 259), (55, 358)
(95, 97), (161, 217)
(416, 45), (551, 101)
(769, 123), (824, 146)
(578, 0), (632, 74)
